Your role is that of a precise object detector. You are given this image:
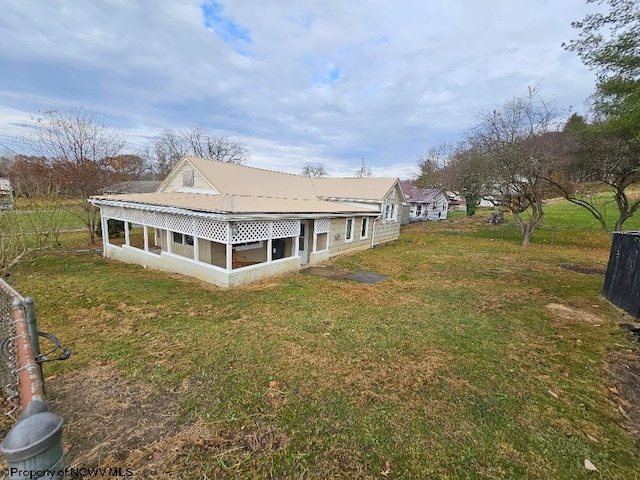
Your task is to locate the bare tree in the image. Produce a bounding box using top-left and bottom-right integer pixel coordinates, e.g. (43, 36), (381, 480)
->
(147, 126), (249, 178)
(441, 146), (491, 216)
(467, 85), (558, 246)
(0, 199), (67, 276)
(0, 153), (14, 177)
(301, 164), (327, 177)
(355, 158), (372, 177)
(9, 155), (58, 198)
(413, 143), (456, 188)
(183, 125), (248, 164)
(28, 107), (126, 243)
(104, 154), (152, 183)
(147, 128), (186, 179)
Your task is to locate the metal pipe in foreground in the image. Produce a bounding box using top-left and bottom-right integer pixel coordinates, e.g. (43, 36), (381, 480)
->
(11, 299), (44, 407)
(1, 410), (64, 480)
(22, 297), (42, 381)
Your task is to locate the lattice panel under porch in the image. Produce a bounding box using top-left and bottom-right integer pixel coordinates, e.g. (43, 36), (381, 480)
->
(314, 218), (330, 234)
(233, 221), (270, 243)
(165, 214), (195, 235)
(272, 220), (300, 238)
(195, 218), (228, 243)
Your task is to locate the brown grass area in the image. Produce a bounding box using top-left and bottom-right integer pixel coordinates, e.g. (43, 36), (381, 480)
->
(278, 338), (448, 409)
(606, 347), (640, 440)
(102, 420), (286, 478)
(47, 363), (287, 476)
(46, 363), (181, 467)
(5, 209), (640, 478)
(545, 303), (609, 325)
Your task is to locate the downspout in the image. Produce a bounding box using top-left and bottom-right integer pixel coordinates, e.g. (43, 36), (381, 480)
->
(371, 216), (380, 249)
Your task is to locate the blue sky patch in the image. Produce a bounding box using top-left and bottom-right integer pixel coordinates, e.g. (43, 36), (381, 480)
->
(201, 1), (251, 43)
(370, 35), (390, 44)
(325, 67), (341, 84)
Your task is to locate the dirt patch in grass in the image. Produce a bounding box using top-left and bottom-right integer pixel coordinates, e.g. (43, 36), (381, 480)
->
(607, 347), (640, 440)
(304, 266), (352, 280)
(46, 362), (181, 467)
(559, 264), (607, 275)
(46, 362), (287, 475)
(304, 266), (387, 284)
(545, 303), (606, 325)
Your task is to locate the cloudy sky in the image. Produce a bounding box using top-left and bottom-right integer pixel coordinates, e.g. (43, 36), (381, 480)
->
(0, 0), (598, 178)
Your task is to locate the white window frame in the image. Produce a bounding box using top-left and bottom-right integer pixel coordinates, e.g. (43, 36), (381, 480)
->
(234, 240), (264, 251)
(360, 217), (369, 239)
(384, 202), (397, 222)
(314, 232), (329, 252)
(173, 232), (194, 246)
(345, 218), (354, 243)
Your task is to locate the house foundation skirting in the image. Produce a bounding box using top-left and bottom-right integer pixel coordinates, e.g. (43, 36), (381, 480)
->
(106, 243), (301, 288)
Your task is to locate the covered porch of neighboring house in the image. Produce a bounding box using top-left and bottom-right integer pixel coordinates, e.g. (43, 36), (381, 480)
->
(95, 204), (333, 287)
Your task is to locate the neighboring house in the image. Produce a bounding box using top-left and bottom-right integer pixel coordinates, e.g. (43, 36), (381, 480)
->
(0, 178), (14, 210)
(479, 197), (495, 208)
(400, 182), (448, 222)
(89, 156), (405, 288)
(103, 181), (162, 195)
(447, 191), (496, 211)
(447, 191), (466, 212)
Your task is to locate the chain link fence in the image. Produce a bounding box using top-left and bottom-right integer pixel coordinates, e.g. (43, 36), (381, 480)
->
(0, 278), (71, 479)
(0, 280), (21, 420)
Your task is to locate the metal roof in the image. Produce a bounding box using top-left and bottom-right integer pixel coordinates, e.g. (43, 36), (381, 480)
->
(103, 181), (162, 194)
(91, 192), (377, 215)
(400, 182), (446, 203)
(162, 156), (399, 202)
(94, 156), (403, 216)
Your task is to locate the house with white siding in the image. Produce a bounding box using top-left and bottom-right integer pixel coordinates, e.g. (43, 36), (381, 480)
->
(400, 182), (448, 222)
(0, 178), (13, 210)
(89, 156), (405, 288)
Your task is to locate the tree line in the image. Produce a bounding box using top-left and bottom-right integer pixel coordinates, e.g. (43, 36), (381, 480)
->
(0, 109), (249, 244)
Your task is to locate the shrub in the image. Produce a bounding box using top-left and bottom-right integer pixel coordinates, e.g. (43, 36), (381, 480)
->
(95, 218), (130, 238)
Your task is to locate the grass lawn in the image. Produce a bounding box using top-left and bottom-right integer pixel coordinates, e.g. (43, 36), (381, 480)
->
(3, 197), (89, 233)
(4, 199), (640, 479)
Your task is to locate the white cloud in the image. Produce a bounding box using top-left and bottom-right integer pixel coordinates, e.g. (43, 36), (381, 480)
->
(0, 0), (599, 177)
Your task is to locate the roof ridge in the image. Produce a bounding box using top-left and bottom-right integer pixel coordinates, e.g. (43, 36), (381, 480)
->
(225, 193), (328, 202)
(184, 155), (310, 179)
(314, 176), (398, 180)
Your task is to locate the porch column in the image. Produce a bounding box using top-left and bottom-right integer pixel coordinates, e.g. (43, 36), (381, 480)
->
(193, 236), (199, 262)
(166, 230), (172, 254)
(294, 235), (299, 257)
(124, 221), (130, 246)
(312, 231), (318, 253)
(226, 222), (233, 271)
(267, 238), (273, 262)
(226, 243), (233, 271)
(101, 215), (109, 256)
(143, 225), (149, 252)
